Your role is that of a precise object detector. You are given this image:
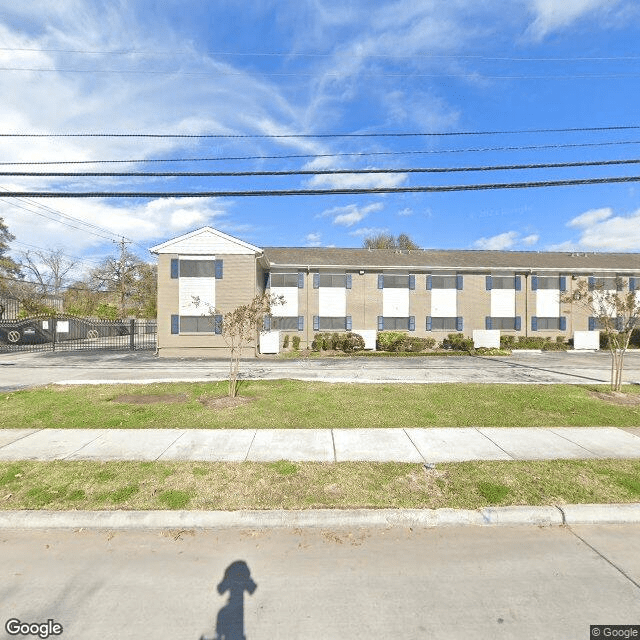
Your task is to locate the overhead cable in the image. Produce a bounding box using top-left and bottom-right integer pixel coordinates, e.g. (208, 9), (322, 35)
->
(4, 175), (640, 197)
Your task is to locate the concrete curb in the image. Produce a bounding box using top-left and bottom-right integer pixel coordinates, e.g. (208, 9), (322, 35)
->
(0, 504), (638, 529)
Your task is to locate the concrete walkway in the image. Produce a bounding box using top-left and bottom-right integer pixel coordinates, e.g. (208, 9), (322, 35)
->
(2, 426), (640, 462)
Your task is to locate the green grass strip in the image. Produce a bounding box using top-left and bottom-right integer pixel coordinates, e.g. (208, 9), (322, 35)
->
(1, 381), (640, 429)
(0, 459), (639, 511)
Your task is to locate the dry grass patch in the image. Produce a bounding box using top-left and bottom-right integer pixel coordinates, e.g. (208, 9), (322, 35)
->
(111, 394), (189, 405)
(588, 390), (640, 406)
(197, 395), (254, 410)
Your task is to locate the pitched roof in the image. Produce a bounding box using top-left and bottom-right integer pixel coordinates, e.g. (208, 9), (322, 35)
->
(263, 247), (640, 273)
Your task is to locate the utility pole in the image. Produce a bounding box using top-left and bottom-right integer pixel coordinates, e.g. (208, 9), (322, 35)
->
(113, 237), (133, 319)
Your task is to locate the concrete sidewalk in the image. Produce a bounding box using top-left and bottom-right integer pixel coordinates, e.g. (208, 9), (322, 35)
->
(2, 426), (640, 462)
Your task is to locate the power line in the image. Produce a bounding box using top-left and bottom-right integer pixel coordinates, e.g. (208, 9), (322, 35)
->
(2, 66), (640, 80)
(4, 157), (640, 178)
(3, 46), (640, 62)
(4, 175), (640, 197)
(1, 125), (639, 138)
(2, 139), (640, 166)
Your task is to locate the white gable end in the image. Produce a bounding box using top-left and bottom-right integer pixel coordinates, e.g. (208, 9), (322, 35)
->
(150, 227), (262, 255)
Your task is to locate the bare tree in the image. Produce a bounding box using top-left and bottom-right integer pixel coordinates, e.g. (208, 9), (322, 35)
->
(20, 249), (77, 296)
(363, 233), (420, 250)
(562, 278), (640, 392)
(194, 292), (283, 398)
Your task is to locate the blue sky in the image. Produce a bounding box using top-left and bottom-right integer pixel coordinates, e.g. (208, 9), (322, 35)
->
(1, 0), (640, 275)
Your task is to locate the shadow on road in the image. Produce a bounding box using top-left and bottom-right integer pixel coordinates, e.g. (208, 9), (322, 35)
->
(200, 560), (257, 640)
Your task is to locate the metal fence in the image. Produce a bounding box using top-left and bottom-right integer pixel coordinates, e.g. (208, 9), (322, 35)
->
(0, 315), (156, 353)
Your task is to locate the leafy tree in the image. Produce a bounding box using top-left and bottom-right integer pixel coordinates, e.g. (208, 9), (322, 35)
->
(562, 278), (640, 392)
(194, 292), (283, 398)
(0, 217), (21, 294)
(362, 233), (420, 250)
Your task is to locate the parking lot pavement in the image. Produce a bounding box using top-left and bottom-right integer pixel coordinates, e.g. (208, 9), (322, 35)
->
(2, 349), (640, 389)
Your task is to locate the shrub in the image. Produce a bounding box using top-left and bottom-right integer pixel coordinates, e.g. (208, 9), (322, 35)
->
(542, 341), (569, 351)
(631, 329), (640, 348)
(282, 334), (290, 349)
(441, 333), (473, 351)
(400, 336), (436, 352)
(376, 331), (407, 352)
(341, 332), (365, 353)
(311, 334), (325, 351)
(292, 335), (301, 350)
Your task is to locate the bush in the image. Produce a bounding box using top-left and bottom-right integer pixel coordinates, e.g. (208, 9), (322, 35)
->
(400, 336), (436, 352)
(282, 334), (290, 349)
(341, 332), (365, 353)
(292, 335), (301, 350)
(542, 341), (569, 351)
(441, 333), (473, 351)
(376, 331), (407, 352)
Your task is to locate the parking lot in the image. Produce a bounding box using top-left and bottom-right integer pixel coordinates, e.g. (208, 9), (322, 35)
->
(2, 349), (640, 391)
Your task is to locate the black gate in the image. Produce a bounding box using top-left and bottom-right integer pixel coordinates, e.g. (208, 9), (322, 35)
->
(0, 316), (156, 353)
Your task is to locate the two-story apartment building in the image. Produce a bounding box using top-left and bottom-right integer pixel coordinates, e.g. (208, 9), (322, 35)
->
(150, 226), (640, 357)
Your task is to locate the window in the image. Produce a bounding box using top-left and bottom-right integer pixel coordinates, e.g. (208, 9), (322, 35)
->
(532, 317), (566, 331)
(270, 273), (300, 288)
(486, 317), (521, 330)
(179, 315), (221, 333)
(534, 276), (565, 290)
(431, 276), (457, 289)
(317, 274), (347, 287)
(317, 317), (349, 331)
(428, 317), (458, 331)
(378, 316), (415, 331)
(379, 274), (413, 288)
(589, 277), (621, 291)
(179, 260), (216, 277)
(269, 317), (299, 331)
(490, 276), (518, 289)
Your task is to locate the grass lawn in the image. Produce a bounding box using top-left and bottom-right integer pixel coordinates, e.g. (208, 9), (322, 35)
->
(1, 381), (640, 429)
(0, 459), (639, 511)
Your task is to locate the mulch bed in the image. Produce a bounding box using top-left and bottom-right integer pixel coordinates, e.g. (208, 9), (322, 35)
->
(198, 395), (254, 409)
(588, 391), (640, 406)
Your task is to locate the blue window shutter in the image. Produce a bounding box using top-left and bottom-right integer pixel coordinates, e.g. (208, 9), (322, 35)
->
(616, 317), (623, 331)
(378, 316), (384, 331)
(616, 278), (624, 292)
(313, 316), (319, 331)
(531, 276), (538, 291)
(345, 316), (352, 331)
(214, 315), (223, 335)
(531, 316), (538, 331)
(426, 275), (432, 290)
(630, 277), (636, 291)
(515, 276), (521, 291)
(559, 276), (567, 292)
(409, 274), (415, 290)
(588, 277), (596, 290)
(264, 273), (271, 289)
(456, 275), (463, 290)
(170, 259), (179, 279)
(298, 316), (304, 331)
(456, 316), (463, 331)
(486, 276), (492, 291)
(559, 317), (567, 331)
(485, 316), (492, 330)
(313, 273), (320, 289)
(298, 272), (304, 289)
(409, 316), (415, 331)
(171, 315), (179, 334)
(426, 316), (432, 331)
(214, 259), (223, 279)
(263, 316), (271, 331)
(346, 274), (352, 289)
(589, 317), (596, 331)
(378, 274), (384, 289)
(515, 316), (521, 331)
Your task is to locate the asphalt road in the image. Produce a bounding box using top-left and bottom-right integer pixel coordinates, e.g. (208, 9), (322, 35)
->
(1, 524), (638, 640)
(2, 349), (640, 391)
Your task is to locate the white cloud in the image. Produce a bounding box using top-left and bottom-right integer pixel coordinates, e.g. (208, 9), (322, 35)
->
(473, 231), (520, 250)
(349, 226), (389, 237)
(522, 234), (539, 246)
(567, 207), (613, 228)
(307, 172), (407, 190)
(318, 202), (384, 227)
(565, 207), (640, 250)
(525, 0), (623, 39)
(304, 232), (322, 246)
(397, 208), (413, 217)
